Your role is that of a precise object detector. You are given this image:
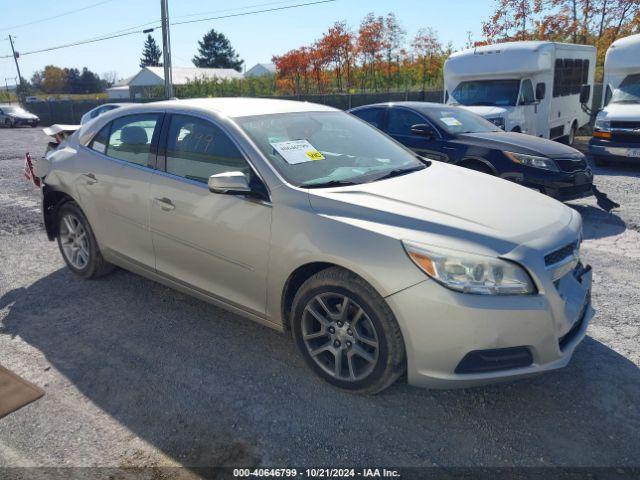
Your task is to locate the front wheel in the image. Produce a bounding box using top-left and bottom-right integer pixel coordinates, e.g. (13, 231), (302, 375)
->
(56, 201), (114, 279)
(291, 267), (406, 394)
(4, 118), (13, 128)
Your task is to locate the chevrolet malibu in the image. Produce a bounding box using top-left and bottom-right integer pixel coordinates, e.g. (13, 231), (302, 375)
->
(37, 98), (594, 393)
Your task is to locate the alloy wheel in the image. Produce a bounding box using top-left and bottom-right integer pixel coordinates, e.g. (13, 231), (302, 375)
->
(301, 292), (380, 382)
(59, 213), (90, 270)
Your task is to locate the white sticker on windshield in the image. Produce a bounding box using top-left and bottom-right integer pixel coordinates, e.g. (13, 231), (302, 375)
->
(440, 117), (462, 127)
(270, 139), (325, 164)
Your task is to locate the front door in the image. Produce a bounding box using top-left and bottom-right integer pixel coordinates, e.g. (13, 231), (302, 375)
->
(149, 114), (272, 317)
(385, 107), (451, 162)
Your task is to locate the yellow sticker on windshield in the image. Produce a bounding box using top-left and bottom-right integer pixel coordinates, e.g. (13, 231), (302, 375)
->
(306, 150), (325, 161)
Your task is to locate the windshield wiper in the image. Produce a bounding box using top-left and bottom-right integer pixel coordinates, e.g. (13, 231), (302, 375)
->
(369, 165), (426, 182)
(302, 179), (361, 189)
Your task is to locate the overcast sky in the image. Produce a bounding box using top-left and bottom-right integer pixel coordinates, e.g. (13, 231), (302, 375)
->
(0, 0), (490, 85)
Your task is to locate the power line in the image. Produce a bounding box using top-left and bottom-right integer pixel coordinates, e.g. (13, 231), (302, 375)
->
(171, 0), (315, 20)
(0, 0), (337, 59)
(0, 0), (118, 33)
(171, 0), (337, 26)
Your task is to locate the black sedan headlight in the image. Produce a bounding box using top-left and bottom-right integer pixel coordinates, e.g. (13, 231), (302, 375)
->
(504, 151), (559, 171)
(488, 117), (505, 130)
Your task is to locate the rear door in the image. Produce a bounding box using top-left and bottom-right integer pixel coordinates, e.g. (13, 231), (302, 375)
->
(149, 113), (272, 316)
(384, 107), (451, 162)
(76, 113), (162, 268)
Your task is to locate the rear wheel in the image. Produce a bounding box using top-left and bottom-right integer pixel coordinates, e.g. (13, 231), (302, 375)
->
(4, 118), (13, 128)
(56, 201), (114, 279)
(563, 123), (577, 146)
(291, 267), (406, 394)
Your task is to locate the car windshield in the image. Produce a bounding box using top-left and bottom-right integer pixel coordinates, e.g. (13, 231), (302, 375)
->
(610, 74), (640, 104)
(450, 79), (520, 107)
(424, 107), (501, 134)
(235, 111), (426, 187)
(3, 106), (27, 114)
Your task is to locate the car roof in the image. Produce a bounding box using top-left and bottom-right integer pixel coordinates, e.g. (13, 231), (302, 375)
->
(351, 101), (453, 115)
(151, 97), (339, 118)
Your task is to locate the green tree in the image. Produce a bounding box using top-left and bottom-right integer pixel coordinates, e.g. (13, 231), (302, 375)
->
(140, 34), (162, 68)
(192, 29), (243, 71)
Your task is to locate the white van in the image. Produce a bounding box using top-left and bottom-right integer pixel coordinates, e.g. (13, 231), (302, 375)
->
(444, 41), (596, 145)
(590, 34), (640, 165)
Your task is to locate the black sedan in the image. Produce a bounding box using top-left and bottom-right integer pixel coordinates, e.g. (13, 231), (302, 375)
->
(349, 102), (593, 201)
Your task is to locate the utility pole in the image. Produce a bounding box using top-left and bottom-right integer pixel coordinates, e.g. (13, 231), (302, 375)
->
(160, 0), (174, 99)
(7, 35), (24, 102)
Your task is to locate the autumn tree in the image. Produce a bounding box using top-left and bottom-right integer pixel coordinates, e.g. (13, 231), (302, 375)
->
(482, 0), (542, 41)
(41, 65), (68, 93)
(412, 28), (442, 92)
(272, 47), (311, 95)
(357, 13), (386, 90)
(317, 21), (355, 92)
(383, 13), (406, 90)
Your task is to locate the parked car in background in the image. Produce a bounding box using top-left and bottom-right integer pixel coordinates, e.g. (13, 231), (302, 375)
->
(444, 41), (596, 145)
(0, 104), (39, 127)
(80, 102), (132, 125)
(35, 98), (593, 393)
(590, 34), (640, 165)
(350, 102), (594, 201)
(25, 96), (43, 103)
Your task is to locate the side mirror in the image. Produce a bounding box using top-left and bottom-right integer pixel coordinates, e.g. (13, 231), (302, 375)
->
(411, 123), (436, 138)
(535, 82), (546, 101)
(208, 171), (251, 194)
(579, 84), (591, 104)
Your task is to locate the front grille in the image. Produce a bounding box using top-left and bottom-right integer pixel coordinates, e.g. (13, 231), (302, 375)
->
(545, 240), (578, 267)
(611, 132), (640, 144)
(555, 157), (587, 173)
(611, 121), (640, 129)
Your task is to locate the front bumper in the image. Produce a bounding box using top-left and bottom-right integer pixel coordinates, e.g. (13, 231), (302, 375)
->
(12, 117), (39, 126)
(501, 168), (593, 201)
(589, 139), (640, 163)
(386, 264), (593, 389)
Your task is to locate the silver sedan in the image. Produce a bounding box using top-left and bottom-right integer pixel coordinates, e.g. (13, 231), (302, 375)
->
(37, 98), (593, 393)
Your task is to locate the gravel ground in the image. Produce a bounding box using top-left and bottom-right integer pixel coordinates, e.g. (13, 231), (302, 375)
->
(0, 128), (639, 471)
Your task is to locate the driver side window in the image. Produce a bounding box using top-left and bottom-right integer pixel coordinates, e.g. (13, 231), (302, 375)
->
(387, 109), (425, 136)
(520, 79), (535, 104)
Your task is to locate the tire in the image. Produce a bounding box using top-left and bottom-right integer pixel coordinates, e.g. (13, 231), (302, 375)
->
(56, 201), (114, 279)
(4, 118), (13, 128)
(511, 127), (521, 133)
(291, 267), (406, 394)
(31, 123), (38, 128)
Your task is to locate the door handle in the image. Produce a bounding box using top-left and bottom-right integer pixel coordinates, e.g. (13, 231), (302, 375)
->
(82, 173), (98, 185)
(154, 197), (175, 211)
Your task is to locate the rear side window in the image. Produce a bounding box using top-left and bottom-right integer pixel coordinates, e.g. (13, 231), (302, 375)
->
(351, 108), (386, 129)
(89, 124), (110, 154)
(164, 114), (249, 183)
(387, 109), (425, 136)
(106, 114), (160, 166)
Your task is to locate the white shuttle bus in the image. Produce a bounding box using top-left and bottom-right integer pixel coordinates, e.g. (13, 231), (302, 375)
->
(444, 41), (596, 145)
(590, 34), (640, 165)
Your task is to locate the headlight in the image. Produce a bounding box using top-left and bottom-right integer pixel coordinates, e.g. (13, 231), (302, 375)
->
(594, 117), (610, 131)
(488, 117), (505, 130)
(403, 241), (536, 295)
(504, 151), (559, 171)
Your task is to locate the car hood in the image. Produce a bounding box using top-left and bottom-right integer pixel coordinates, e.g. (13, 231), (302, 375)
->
(456, 131), (584, 158)
(600, 103), (640, 121)
(458, 105), (509, 118)
(307, 162), (574, 256)
(9, 111), (38, 120)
